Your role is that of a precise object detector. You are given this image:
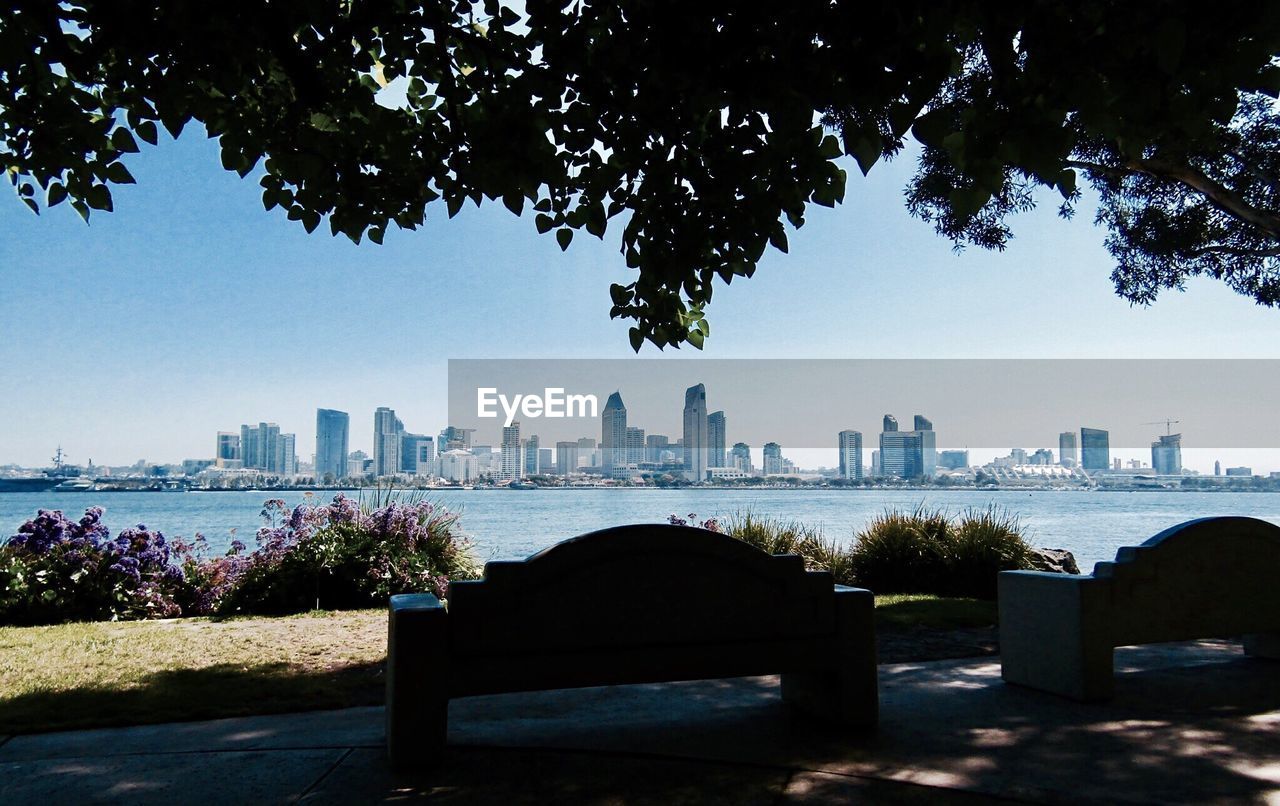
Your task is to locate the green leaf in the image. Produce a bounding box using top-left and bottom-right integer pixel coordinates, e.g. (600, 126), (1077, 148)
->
(502, 192), (524, 215)
(687, 329), (705, 349)
(368, 226), (385, 245)
(136, 120), (159, 145)
(111, 128), (139, 153)
(535, 213), (554, 233)
(629, 327), (644, 352)
(22, 197), (39, 215)
(556, 228), (573, 250)
(86, 184), (113, 211)
(47, 183), (67, 206)
(105, 162), (135, 184)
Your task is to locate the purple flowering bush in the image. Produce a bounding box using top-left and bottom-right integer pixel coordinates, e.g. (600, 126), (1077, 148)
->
(0, 508), (185, 625)
(212, 495), (480, 615)
(1, 495), (480, 625)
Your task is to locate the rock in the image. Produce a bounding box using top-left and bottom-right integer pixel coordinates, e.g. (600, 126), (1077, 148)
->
(1028, 547), (1080, 575)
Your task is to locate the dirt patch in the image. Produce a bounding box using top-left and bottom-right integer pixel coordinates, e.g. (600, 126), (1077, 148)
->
(877, 625), (999, 664)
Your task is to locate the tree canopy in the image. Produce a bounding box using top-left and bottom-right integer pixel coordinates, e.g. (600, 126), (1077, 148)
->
(4, 1), (1279, 349)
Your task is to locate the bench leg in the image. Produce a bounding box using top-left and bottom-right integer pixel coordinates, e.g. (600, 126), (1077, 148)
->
(999, 573), (1114, 701)
(1244, 632), (1280, 659)
(386, 603), (450, 770)
(782, 588), (878, 727)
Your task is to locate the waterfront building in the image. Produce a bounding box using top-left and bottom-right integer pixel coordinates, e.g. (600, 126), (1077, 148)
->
(683, 384), (709, 482)
(240, 422), (292, 474)
(1215, 460), (1222, 476)
(708, 411), (726, 469)
(626, 427), (646, 466)
(1059, 431), (1078, 467)
(373, 407), (404, 477)
(347, 449), (369, 479)
(556, 441), (578, 476)
(438, 426), (474, 452)
(279, 433), (297, 476)
(601, 392), (627, 475)
(523, 434), (540, 476)
(1152, 433), (1182, 475)
(763, 442), (783, 475)
(1030, 448), (1054, 465)
(400, 433), (435, 476)
(871, 449), (880, 477)
(730, 442), (752, 474)
(1225, 466), (1253, 477)
(645, 434), (669, 463)
(878, 413), (935, 479)
(938, 449), (969, 470)
(539, 448), (552, 472)
(215, 432), (241, 468)
(1081, 427), (1110, 471)
(439, 449), (479, 483)
(314, 409), (349, 482)
(837, 430), (863, 481)
(500, 422), (523, 480)
(708, 466), (749, 480)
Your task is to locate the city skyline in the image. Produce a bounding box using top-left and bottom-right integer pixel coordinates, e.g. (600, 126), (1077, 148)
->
(6, 130), (1280, 470)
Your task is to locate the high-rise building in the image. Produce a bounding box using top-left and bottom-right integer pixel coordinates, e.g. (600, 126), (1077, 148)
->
(278, 433), (297, 476)
(730, 442), (752, 473)
(347, 450), (370, 478)
(215, 432), (241, 468)
(871, 449), (881, 477)
(555, 441), (578, 476)
(1152, 433), (1182, 475)
(626, 427), (646, 466)
(539, 448), (552, 472)
(1215, 460), (1222, 476)
(501, 422), (523, 480)
(708, 411), (726, 468)
(314, 409), (349, 482)
(438, 426), (474, 452)
(373, 407), (404, 477)
(682, 383), (708, 481)
(438, 449), (478, 483)
(1081, 427), (1110, 471)
(400, 433), (435, 476)
(601, 392), (627, 475)
(523, 434), (540, 476)
(645, 434), (669, 463)
(577, 437), (598, 469)
(1058, 431), (1078, 468)
(240, 422), (290, 474)
(1030, 448), (1054, 465)
(837, 430), (863, 481)
(762, 442), (783, 475)
(938, 449), (969, 470)
(877, 413), (935, 478)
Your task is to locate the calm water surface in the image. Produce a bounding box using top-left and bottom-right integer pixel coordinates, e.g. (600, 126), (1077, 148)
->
(5, 488), (1280, 570)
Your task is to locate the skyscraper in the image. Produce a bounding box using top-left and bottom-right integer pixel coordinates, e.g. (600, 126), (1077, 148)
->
(601, 392), (627, 476)
(682, 383), (708, 481)
(878, 413), (935, 478)
(438, 426), (474, 452)
(215, 432), (241, 468)
(278, 432), (297, 476)
(240, 422), (287, 473)
(731, 442), (752, 473)
(1081, 427), (1110, 471)
(400, 433), (434, 476)
(645, 434), (669, 463)
(708, 411), (726, 468)
(501, 421), (522, 480)
(626, 427), (646, 466)
(838, 430), (863, 481)
(1152, 433), (1182, 475)
(314, 409), (349, 482)
(373, 407), (404, 477)
(1059, 431), (1079, 468)
(523, 434), (540, 476)
(762, 442), (783, 475)
(555, 441), (578, 476)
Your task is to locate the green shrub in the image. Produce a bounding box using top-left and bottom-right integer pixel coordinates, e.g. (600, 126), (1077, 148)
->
(942, 507), (1034, 599)
(847, 507), (951, 594)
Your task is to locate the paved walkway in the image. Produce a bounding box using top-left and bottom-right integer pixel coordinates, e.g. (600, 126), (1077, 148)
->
(2, 640), (1277, 804)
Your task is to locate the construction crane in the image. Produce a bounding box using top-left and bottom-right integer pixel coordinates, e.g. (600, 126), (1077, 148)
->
(1143, 419), (1180, 436)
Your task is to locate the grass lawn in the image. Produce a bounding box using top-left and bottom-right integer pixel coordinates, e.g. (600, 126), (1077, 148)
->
(0, 610), (386, 736)
(0, 595), (996, 737)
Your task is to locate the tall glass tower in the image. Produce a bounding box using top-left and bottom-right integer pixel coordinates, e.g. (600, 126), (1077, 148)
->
(682, 384), (708, 482)
(315, 408), (349, 482)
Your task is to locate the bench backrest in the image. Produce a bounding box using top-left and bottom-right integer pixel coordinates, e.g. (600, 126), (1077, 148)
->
(446, 524), (835, 656)
(1090, 516), (1280, 644)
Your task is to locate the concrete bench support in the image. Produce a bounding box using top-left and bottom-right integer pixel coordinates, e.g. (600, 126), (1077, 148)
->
(386, 524), (878, 769)
(999, 516), (1280, 701)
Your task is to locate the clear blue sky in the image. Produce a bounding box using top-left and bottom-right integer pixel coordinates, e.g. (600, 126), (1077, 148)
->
(3, 127), (1279, 469)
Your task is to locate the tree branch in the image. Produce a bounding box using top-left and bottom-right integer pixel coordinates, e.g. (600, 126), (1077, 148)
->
(1183, 243), (1280, 259)
(1067, 157), (1280, 240)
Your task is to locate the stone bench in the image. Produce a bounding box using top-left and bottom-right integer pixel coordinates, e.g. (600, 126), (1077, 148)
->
(999, 516), (1280, 701)
(386, 524), (878, 769)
